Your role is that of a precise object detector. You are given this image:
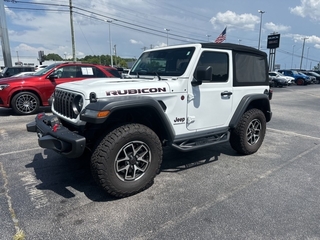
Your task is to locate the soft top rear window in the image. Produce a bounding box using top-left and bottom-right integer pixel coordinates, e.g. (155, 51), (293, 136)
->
(234, 52), (268, 86)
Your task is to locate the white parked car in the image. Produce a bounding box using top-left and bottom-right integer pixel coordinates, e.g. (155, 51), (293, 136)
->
(10, 71), (35, 77)
(269, 71), (294, 85)
(34, 65), (48, 71)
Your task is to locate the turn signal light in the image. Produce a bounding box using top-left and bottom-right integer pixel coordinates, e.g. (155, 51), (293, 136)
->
(97, 110), (110, 118)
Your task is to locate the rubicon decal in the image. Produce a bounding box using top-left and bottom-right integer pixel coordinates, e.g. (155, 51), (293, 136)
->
(106, 87), (167, 96)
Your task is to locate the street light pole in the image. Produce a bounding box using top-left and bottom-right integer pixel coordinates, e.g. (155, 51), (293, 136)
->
(291, 45), (295, 69)
(238, 39), (242, 45)
(164, 28), (170, 46)
(206, 34), (211, 42)
(107, 20), (113, 67)
(300, 37), (308, 70)
(258, 10), (265, 50)
(306, 47), (310, 69)
(16, 51), (19, 63)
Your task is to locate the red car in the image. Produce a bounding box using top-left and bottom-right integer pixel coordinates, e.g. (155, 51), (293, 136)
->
(0, 62), (121, 115)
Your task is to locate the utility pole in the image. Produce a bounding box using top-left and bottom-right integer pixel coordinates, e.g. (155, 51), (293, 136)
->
(0, 0), (12, 66)
(69, 0), (76, 62)
(300, 37), (308, 70)
(113, 44), (117, 66)
(164, 28), (170, 46)
(291, 45), (295, 69)
(107, 20), (113, 67)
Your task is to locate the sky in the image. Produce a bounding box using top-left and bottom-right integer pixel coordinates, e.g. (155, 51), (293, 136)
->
(1, 0), (320, 70)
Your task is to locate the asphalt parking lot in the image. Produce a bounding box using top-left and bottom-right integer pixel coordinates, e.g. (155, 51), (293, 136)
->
(1, 84), (320, 240)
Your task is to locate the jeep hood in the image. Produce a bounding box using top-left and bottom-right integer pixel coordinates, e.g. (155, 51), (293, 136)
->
(56, 77), (173, 99)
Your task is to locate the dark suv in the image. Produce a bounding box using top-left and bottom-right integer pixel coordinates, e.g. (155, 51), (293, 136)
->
(0, 62), (121, 115)
(0, 66), (35, 78)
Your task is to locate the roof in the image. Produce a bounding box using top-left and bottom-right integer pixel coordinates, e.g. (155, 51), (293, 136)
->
(201, 43), (267, 57)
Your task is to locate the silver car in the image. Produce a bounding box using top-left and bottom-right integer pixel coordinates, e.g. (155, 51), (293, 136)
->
(269, 71), (294, 85)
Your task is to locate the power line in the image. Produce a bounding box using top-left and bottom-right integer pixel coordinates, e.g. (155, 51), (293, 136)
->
(72, 10), (204, 43)
(6, 6), (68, 12)
(7, 1), (215, 42)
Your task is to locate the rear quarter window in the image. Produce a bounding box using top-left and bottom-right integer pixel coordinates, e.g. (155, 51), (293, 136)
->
(233, 52), (268, 86)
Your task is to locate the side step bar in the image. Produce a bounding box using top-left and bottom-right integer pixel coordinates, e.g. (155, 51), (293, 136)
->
(171, 132), (230, 152)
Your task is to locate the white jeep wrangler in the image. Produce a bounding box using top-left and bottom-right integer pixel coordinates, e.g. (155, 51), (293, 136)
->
(27, 43), (272, 198)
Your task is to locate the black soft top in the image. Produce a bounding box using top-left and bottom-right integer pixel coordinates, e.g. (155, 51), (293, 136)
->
(201, 43), (266, 57)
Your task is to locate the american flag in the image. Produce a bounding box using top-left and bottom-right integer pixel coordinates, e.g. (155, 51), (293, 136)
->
(214, 27), (227, 43)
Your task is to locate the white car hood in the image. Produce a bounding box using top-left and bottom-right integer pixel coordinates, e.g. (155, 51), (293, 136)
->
(56, 77), (172, 99)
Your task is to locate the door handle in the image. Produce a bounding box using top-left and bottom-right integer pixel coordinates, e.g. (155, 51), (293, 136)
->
(221, 91), (233, 96)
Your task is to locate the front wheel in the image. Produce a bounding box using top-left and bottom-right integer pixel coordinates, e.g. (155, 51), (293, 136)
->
(11, 92), (40, 115)
(230, 109), (266, 155)
(91, 124), (163, 198)
(296, 78), (305, 85)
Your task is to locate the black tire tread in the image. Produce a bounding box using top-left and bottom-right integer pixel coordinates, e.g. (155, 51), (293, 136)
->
(91, 123), (162, 198)
(230, 108), (266, 155)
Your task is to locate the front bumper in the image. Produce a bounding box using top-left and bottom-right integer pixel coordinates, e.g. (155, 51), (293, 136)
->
(26, 113), (86, 158)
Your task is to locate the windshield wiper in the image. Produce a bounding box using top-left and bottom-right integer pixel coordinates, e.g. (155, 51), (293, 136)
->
(154, 72), (161, 80)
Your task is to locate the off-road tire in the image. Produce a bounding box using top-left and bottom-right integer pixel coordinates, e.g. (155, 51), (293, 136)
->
(11, 92), (40, 115)
(90, 123), (162, 198)
(230, 108), (266, 155)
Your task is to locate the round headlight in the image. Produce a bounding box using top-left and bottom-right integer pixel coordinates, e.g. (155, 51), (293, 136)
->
(72, 95), (83, 115)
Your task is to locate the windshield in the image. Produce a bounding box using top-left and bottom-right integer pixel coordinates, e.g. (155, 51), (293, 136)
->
(130, 47), (195, 77)
(33, 63), (61, 76)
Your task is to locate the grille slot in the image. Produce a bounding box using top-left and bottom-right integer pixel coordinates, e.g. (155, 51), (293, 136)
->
(53, 90), (79, 119)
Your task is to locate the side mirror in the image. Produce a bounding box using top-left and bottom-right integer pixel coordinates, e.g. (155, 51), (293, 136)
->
(48, 73), (58, 81)
(191, 78), (202, 86)
(192, 66), (212, 86)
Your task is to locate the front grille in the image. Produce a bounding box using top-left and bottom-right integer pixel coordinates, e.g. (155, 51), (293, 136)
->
(53, 89), (78, 119)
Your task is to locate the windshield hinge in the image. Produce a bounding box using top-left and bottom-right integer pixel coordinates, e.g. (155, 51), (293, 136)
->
(187, 116), (196, 124)
(187, 94), (194, 102)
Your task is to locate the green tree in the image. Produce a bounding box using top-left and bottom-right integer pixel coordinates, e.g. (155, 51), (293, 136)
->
(45, 53), (63, 61)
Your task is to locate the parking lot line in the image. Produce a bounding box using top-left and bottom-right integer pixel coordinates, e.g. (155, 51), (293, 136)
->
(0, 162), (25, 239)
(0, 147), (42, 157)
(267, 127), (320, 141)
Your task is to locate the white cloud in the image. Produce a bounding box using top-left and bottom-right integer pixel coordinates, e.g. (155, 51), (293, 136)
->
(290, 0), (320, 21)
(286, 33), (320, 49)
(265, 22), (291, 32)
(130, 39), (143, 45)
(210, 10), (259, 31)
(4, 4), (17, 18)
(153, 42), (167, 48)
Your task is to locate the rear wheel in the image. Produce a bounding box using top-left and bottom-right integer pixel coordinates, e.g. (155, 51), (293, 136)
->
(11, 92), (40, 115)
(91, 123), (163, 198)
(230, 109), (266, 155)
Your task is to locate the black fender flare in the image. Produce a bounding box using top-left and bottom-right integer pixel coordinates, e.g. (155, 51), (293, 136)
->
(229, 94), (272, 129)
(80, 95), (175, 142)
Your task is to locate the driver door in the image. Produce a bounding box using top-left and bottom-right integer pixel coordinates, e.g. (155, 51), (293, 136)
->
(187, 50), (233, 130)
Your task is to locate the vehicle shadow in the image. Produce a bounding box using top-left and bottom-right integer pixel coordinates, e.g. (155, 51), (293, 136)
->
(161, 143), (238, 172)
(25, 143), (239, 202)
(0, 106), (51, 116)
